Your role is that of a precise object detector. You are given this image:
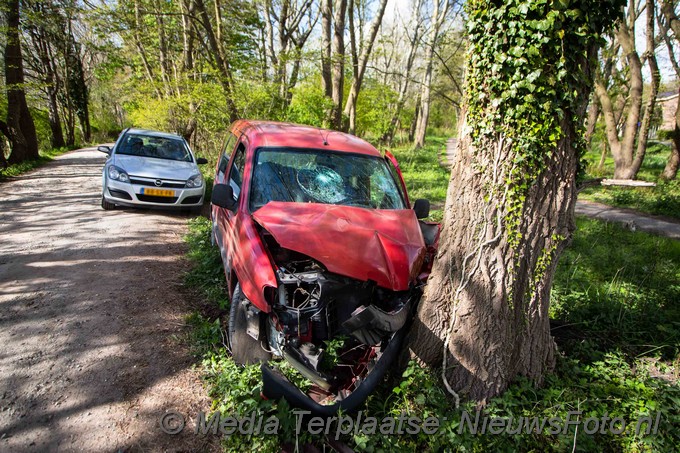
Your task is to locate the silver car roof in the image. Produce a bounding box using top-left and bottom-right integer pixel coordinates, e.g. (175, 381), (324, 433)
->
(125, 128), (185, 141)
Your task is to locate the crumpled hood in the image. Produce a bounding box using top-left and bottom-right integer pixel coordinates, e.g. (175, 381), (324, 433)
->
(113, 154), (198, 180)
(252, 202), (426, 291)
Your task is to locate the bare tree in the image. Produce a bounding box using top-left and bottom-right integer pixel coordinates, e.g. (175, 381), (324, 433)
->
(262, 0), (317, 108)
(330, 0), (347, 129)
(659, 0), (680, 180)
(320, 0), (333, 97)
(380, 0), (424, 144)
(413, 0), (451, 148)
(343, 0), (389, 134)
(595, 0), (660, 179)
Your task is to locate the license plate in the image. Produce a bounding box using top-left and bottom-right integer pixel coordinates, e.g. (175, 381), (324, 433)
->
(141, 188), (175, 197)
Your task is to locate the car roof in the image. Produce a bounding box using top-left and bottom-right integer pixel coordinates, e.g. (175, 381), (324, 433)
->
(125, 128), (185, 141)
(231, 120), (382, 157)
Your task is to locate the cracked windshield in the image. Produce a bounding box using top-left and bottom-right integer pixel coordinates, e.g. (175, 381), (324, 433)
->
(250, 149), (406, 211)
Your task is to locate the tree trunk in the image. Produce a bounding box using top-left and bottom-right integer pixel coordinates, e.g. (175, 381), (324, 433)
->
(381, 11), (422, 144)
(330, 0), (347, 130)
(414, 0), (448, 149)
(584, 95), (599, 147)
(4, 0), (40, 164)
(627, 0), (659, 179)
(343, 0), (388, 134)
(595, 4), (656, 180)
(408, 98), (420, 142)
(408, 1), (613, 403)
(320, 0), (333, 98)
(194, 0), (238, 122)
(662, 89), (680, 180)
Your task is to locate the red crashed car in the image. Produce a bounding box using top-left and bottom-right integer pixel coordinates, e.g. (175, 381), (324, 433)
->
(210, 120), (439, 415)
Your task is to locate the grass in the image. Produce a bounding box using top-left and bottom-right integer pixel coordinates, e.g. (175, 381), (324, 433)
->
(388, 135), (450, 221)
(182, 135), (679, 451)
(0, 146), (79, 180)
(580, 141), (680, 219)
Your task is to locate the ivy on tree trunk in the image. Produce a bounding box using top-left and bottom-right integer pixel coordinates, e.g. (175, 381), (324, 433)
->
(408, 0), (622, 403)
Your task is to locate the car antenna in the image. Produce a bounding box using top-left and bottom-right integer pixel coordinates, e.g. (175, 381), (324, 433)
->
(320, 130), (330, 146)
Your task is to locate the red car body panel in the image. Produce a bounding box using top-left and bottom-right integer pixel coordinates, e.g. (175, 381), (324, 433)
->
(252, 202), (426, 291)
(231, 120), (381, 157)
(384, 150), (410, 207)
(229, 215), (277, 313)
(213, 120), (433, 311)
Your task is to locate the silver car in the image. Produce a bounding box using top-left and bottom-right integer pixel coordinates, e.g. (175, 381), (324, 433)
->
(99, 128), (207, 211)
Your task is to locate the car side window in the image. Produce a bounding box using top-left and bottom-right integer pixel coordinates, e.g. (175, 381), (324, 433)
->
(217, 133), (237, 181)
(228, 143), (246, 200)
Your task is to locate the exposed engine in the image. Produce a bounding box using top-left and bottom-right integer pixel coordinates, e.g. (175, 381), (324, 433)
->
(260, 228), (418, 400)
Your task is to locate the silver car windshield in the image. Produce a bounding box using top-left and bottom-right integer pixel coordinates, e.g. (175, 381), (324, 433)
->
(250, 148), (406, 211)
(117, 134), (192, 162)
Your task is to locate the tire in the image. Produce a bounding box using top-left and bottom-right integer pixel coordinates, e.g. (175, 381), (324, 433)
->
(101, 196), (116, 211)
(228, 283), (271, 365)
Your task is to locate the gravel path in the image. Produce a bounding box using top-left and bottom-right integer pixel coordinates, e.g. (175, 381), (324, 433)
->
(443, 138), (680, 239)
(0, 148), (215, 452)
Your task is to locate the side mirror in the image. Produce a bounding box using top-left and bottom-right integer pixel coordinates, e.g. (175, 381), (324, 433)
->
(98, 145), (112, 155)
(196, 157), (208, 165)
(413, 199), (430, 219)
(211, 183), (238, 211)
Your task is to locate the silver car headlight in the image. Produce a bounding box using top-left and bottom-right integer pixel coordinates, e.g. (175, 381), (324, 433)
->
(108, 165), (129, 182)
(186, 174), (203, 188)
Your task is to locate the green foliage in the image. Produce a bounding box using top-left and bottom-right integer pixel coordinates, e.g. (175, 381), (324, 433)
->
(551, 218), (680, 360)
(388, 136), (450, 209)
(581, 142), (680, 219)
(184, 217), (229, 311)
(286, 81), (333, 128)
(183, 142), (678, 452)
(355, 78), (399, 138)
(465, 0), (623, 246)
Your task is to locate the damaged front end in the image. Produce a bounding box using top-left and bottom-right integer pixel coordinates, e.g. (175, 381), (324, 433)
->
(259, 233), (421, 414)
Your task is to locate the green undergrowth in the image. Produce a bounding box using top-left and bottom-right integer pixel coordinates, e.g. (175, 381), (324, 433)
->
(0, 146), (79, 180)
(388, 135), (450, 222)
(580, 141), (680, 219)
(183, 211), (679, 451)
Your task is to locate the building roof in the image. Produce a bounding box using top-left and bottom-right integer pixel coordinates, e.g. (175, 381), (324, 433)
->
(231, 120), (381, 157)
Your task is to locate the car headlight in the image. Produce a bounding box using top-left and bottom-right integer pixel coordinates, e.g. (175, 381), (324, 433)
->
(186, 174), (203, 188)
(108, 165), (129, 182)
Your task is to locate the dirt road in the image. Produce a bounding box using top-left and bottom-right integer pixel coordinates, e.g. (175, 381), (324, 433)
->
(0, 148), (214, 451)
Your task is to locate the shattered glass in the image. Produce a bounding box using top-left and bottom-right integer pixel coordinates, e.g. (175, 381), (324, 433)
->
(250, 149), (406, 211)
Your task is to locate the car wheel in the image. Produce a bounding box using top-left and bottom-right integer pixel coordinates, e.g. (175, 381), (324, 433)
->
(229, 283), (271, 365)
(101, 196), (116, 211)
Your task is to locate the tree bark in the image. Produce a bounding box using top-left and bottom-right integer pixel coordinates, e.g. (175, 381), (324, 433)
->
(627, 0), (660, 179)
(595, 3), (656, 180)
(330, 0), (347, 130)
(662, 88), (680, 180)
(380, 7), (422, 144)
(414, 0), (449, 148)
(194, 0), (238, 122)
(584, 95), (599, 148)
(343, 0), (388, 134)
(320, 0), (333, 98)
(660, 1), (680, 180)
(4, 0), (40, 164)
(408, 8), (605, 402)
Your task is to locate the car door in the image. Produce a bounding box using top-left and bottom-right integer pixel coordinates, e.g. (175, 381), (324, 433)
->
(212, 132), (239, 239)
(214, 139), (247, 282)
